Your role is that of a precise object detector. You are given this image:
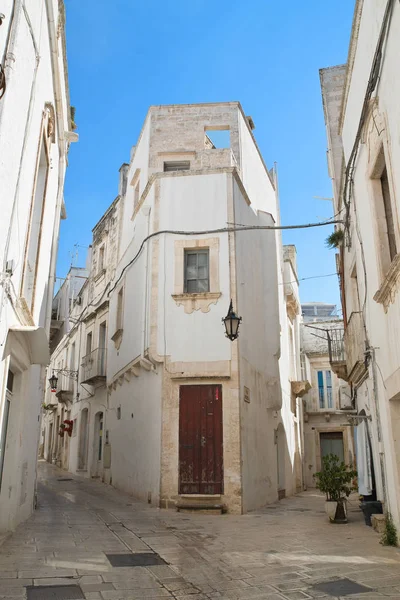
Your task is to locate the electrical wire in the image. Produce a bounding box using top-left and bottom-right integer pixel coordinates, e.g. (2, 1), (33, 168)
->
(61, 217), (343, 332)
(342, 0), (395, 236)
(280, 272), (338, 286)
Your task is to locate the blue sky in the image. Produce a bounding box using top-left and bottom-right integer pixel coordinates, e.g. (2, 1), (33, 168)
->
(60, 0), (354, 308)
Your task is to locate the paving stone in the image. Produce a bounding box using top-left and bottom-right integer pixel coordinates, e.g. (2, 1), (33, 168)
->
(2, 464), (400, 600)
(101, 591), (172, 599)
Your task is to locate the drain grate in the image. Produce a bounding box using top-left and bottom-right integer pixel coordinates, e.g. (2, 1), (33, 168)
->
(57, 478), (73, 482)
(312, 578), (372, 597)
(26, 585), (84, 600)
(106, 552), (166, 567)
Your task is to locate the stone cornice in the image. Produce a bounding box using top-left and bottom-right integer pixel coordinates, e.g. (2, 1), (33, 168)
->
(373, 253), (400, 312)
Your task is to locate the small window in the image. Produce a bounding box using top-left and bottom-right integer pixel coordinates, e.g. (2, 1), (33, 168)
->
(164, 161), (190, 172)
(372, 152), (398, 276)
(6, 370), (14, 393)
(184, 250), (209, 293)
(380, 166), (397, 262)
(86, 332), (92, 356)
(318, 370), (333, 409)
(204, 128), (230, 149)
(116, 287), (124, 331)
(98, 246), (105, 273)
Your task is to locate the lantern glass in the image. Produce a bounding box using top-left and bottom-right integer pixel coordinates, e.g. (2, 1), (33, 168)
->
(222, 300), (242, 341)
(49, 373), (58, 392)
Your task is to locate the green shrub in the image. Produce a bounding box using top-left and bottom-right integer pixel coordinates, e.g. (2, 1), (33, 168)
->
(381, 513), (398, 547)
(314, 454), (357, 502)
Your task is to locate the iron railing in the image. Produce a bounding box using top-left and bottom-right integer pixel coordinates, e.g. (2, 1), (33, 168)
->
(327, 327), (345, 364)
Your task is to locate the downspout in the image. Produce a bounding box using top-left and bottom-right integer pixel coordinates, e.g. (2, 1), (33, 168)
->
(141, 206), (151, 358)
(0, 0), (22, 129)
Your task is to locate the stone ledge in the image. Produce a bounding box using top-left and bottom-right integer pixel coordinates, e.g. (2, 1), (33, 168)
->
(374, 252), (400, 312)
(172, 292), (221, 314)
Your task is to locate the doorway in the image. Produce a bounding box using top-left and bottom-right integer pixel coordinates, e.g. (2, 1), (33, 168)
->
(276, 423), (286, 499)
(48, 422), (53, 462)
(320, 431), (344, 463)
(92, 411), (104, 478)
(78, 408), (89, 470)
(179, 385), (223, 495)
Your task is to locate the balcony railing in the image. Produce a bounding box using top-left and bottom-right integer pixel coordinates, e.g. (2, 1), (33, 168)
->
(81, 348), (107, 385)
(344, 311), (368, 385)
(327, 311), (368, 384)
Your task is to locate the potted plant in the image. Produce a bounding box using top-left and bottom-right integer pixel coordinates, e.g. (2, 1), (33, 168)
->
(314, 454), (357, 523)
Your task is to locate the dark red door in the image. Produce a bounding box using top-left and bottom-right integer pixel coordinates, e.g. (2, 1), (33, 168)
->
(179, 385), (223, 495)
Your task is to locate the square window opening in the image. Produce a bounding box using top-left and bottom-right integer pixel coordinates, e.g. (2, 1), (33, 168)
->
(204, 128), (230, 149)
(184, 249), (210, 294)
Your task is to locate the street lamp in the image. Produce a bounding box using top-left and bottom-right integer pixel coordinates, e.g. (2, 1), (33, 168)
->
(48, 368), (78, 392)
(222, 299), (242, 341)
(49, 372), (58, 392)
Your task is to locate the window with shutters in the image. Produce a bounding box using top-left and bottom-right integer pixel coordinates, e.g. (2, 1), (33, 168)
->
(184, 250), (209, 293)
(317, 370), (333, 409)
(371, 148), (398, 277)
(172, 239), (221, 313)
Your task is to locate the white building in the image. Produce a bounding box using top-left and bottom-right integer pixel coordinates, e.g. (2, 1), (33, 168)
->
(0, 0), (76, 532)
(50, 264), (90, 353)
(301, 306), (355, 489)
(42, 102), (307, 513)
(321, 0), (400, 526)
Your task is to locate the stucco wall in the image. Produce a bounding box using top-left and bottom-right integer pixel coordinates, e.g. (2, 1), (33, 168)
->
(0, 0), (71, 533)
(233, 181), (282, 511)
(321, 1), (400, 525)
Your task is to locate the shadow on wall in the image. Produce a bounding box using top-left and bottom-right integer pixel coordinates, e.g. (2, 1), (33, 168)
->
(275, 419), (301, 501)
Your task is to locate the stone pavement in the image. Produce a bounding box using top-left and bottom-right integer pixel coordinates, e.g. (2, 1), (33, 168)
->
(1, 462), (400, 600)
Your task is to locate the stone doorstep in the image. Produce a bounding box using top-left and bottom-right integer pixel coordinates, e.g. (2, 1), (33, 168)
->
(371, 513), (386, 533)
(175, 503), (224, 515)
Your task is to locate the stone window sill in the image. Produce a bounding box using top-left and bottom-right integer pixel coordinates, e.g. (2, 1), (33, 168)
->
(374, 253), (400, 312)
(172, 292), (221, 314)
(94, 268), (106, 282)
(111, 328), (123, 349)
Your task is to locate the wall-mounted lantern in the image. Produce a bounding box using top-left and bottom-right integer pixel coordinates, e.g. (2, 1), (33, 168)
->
(222, 299), (242, 341)
(48, 368), (78, 392)
(49, 372), (58, 392)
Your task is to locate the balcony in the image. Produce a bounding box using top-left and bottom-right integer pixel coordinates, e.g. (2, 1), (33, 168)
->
(81, 348), (107, 385)
(344, 311), (368, 385)
(55, 374), (74, 403)
(327, 312), (368, 385)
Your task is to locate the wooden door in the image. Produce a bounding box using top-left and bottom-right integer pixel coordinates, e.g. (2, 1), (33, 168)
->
(179, 385), (223, 495)
(320, 431), (344, 463)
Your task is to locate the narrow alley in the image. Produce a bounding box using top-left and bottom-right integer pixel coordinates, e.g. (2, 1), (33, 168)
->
(1, 463), (400, 600)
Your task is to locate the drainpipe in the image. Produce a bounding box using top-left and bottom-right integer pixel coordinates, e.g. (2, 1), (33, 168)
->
(141, 206), (151, 359)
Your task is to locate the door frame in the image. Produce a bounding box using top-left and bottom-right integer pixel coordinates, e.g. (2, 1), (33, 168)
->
(178, 384), (224, 495)
(315, 427), (348, 472)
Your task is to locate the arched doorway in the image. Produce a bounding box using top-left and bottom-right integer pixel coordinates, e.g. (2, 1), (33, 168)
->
(276, 423), (286, 499)
(78, 408), (89, 470)
(92, 411), (104, 478)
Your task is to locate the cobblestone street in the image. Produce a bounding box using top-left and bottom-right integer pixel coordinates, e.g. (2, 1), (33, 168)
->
(1, 462), (400, 600)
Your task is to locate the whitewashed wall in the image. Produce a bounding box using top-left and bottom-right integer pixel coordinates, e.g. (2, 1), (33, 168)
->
(0, 0), (72, 533)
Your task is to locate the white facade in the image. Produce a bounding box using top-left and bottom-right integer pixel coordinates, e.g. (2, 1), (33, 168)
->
(0, 0), (75, 532)
(50, 265), (90, 353)
(321, 0), (400, 526)
(42, 102), (305, 513)
(301, 312), (355, 489)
